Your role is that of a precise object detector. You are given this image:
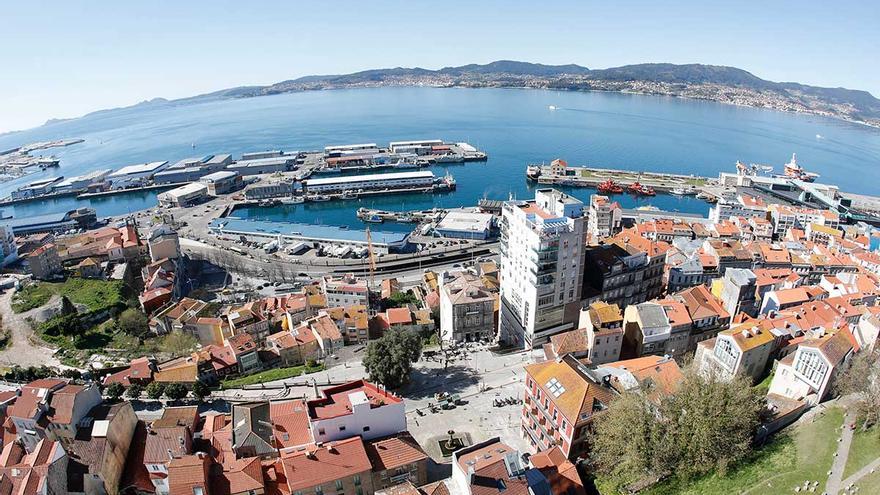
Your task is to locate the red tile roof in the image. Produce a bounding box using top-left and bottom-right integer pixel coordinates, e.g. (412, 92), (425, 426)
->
(281, 436), (371, 492)
(364, 432), (428, 471)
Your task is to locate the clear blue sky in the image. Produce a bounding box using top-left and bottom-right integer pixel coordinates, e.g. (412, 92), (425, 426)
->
(1, 0), (878, 133)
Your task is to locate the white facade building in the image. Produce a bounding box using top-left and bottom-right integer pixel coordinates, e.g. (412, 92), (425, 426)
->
(588, 194), (622, 241)
(498, 189), (587, 348)
(307, 381), (406, 443)
(768, 330), (853, 405)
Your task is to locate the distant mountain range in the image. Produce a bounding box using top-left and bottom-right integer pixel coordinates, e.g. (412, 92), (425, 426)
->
(47, 61), (880, 128)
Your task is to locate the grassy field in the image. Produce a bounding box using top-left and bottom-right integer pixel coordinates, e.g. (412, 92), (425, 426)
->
(854, 470), (880, 493)
(220, 363), (324, 388)
(629, 407), (845, 495)
(844, 426), (880, 479)
(12, 278), (125, 313)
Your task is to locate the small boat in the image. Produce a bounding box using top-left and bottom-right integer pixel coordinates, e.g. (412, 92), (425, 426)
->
(341, 190), (357, 200)
(364, 215), (384, 223)
(308, 195), (331, 202)
(670, 187), (688, 196)
(280, 196), (305, 205)
(397, 214), (416, 223)
(548, 105), (557, 111)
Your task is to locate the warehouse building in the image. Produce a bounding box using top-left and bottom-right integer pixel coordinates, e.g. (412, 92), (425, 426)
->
(107, 161), (169, 189)
(304, 171), (434, 194)
(227, 156), (296, 176)
(157, 182), (208, 207)
(200, 171), (242, 195)
(434, 210), (496, 240)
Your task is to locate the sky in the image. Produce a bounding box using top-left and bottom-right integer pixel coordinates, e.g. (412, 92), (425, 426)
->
(1, 0), (878, 134)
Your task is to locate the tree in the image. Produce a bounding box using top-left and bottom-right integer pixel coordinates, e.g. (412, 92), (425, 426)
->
(656, 369), (762, 480)
(835, 348), (880, 431)
(191, 381), (210, 401)
(593, 392), (665, 490)
(164, 383), (189, 401)
(362, 329), (422, 388)
(382, 291), (419, 309)
(118, 308), (149, 337)
(59, 296), (78, 316)
(105, 382), (125, 401)
(591, 367), (763, 489)
(160, 331), (198, 358)
(126, 383), (144, 399)
(145, 381), (166, 400)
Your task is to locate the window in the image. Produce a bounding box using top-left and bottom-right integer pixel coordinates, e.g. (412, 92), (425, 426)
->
(363, 426), (370, 432)
(318, 428), (325, 435)
(356, 488), (363, 495)
(315, 485), (324, 495)
(335, 480), (344, 491)
(561, 420), (567, 431)
(353, 475), (361, 486)
(339, 426), (346, 431)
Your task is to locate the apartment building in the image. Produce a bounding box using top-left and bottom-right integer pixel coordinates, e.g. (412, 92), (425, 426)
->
(579, 301), (623, 365)
(587, 194), (621, 241)
(498, 189), (587, 348)
(695, 322), (776, 382)
(768, 329), (854, 405)
(522, 355), (616, 460)
(439, 271), (497, 343)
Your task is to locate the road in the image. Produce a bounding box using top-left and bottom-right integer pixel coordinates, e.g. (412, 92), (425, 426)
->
(0, 290), (62, 369)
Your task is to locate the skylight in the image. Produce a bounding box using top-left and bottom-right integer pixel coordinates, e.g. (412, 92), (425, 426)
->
(546, 377), (566, 397)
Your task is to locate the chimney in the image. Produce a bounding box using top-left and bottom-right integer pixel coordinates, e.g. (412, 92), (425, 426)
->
(178, 436), (185, 445)
(167, 448), (174, 460)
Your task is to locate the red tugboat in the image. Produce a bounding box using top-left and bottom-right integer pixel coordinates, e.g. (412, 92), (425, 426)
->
(627, 181), (656, 196)
(597, 179), (624, 194)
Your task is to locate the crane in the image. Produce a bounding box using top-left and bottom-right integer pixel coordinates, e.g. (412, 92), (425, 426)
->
(365, 227), (377, 290)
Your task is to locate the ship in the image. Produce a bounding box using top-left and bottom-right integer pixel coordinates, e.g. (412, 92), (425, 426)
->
(782, 153), (819, 182)
(627, 181), (656, 196)
(597, 179), (623, 194)
(526, 165), (542, 180)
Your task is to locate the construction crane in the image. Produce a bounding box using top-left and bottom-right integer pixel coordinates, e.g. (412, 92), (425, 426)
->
(365, 227), (377, 290)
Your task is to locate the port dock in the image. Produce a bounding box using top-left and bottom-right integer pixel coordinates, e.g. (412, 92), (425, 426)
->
(527, 160), (713, 194)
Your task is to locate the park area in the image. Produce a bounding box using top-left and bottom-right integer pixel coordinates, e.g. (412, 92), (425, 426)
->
(626, 407), (846, 495)
(11, 278), (125, 313)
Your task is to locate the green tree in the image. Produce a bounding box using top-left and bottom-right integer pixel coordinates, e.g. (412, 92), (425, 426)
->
(126, 383), (144, 399)
(362, 329), (422, 388)
(191, 381), (210, 401)
(118, 308), (149, 337)
(834, 348), (880, 431)
(105, 382), (125, 401)
(145, 381), (166, 400)
(658, 369), (763, 479)
(160, 331), (198, 358)
(591, 367), (763, 488)
(593, 391), (664, 491)
(382, 291), (419, 309)
(164, 383), (189, 401)
(59, 295), (78, 316)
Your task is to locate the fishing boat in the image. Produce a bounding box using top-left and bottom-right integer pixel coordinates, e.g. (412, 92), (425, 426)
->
(670, 187), (688, 196)
(308, 195), (331, 202)
(364, 214), (384, 223)
(597, 179), (623, 194)
(340, 190), (357, 200)
(280, 196), (305, 205)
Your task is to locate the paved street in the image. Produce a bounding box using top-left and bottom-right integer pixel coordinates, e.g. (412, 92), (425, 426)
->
(215, 343), (541, 459)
